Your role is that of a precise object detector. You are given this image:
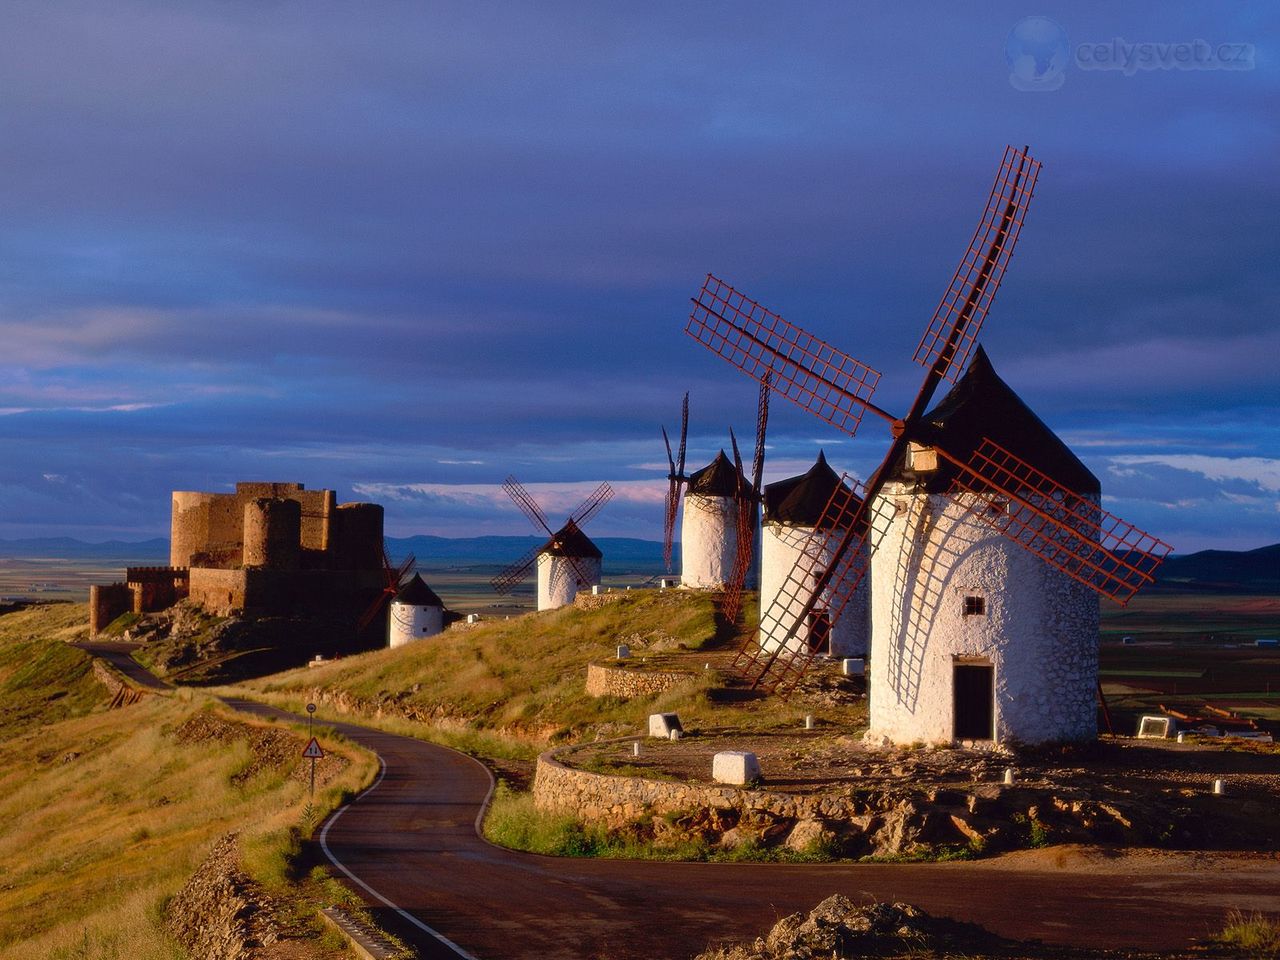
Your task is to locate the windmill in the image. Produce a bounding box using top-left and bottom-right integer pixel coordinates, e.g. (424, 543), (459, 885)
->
(355, 543), (416, 634)
(721, 375), (770, 622)
(685, 145), (1173, 739)
(490, 477), (615, 611)
(660, 392), (690, 574)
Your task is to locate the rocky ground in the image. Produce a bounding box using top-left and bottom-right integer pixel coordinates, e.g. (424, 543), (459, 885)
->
(564, 730), (1280, 859)
(118, 600), (375, 683)
(693, 894), (1217, 960)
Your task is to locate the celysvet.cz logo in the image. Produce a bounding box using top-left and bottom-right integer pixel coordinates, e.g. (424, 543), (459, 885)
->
(1006, 17), (1255, 92)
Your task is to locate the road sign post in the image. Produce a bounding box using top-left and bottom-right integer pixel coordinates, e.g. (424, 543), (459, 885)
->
(303, 703), (321, 796)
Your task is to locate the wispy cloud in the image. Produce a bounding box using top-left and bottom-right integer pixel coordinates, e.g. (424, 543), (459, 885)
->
(1110, 454), (1280, 494)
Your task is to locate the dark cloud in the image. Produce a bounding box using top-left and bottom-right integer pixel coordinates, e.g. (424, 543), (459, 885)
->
(0, 2), (1276, 550)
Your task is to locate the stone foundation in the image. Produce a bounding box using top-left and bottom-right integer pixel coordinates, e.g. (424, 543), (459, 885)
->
(584, 663), (695, 699)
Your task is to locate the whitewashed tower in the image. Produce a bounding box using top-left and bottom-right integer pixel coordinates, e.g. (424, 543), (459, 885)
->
(680, 450), (743, 589)
(759, 452), (869, 658)
(868, 350), (1100, 746)
(536, 522), (603, 611)
(387, 573), (445, 647)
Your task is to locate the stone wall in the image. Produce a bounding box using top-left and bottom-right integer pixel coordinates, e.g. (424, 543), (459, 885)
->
(126, 566), (189, 613)
(534, 744), (860, 829)
(89, 582), (133, 637)
(188, 566), (386, 618)
(573, 590), (628, 611)
(584, 663), (695, 699)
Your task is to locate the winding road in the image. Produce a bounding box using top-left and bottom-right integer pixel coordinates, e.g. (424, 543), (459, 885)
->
(218, 697), (1280, 960)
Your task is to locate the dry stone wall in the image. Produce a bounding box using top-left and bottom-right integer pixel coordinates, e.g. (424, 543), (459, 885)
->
(535, 745), (862, 828)
(584, 663), (695, 699)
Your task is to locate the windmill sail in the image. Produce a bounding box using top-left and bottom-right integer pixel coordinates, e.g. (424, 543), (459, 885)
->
(688, 275), (882, 438)
(913, 145), (1042, 384)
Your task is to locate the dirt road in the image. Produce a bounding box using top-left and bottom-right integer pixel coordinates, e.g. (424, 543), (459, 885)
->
(223, 698), (1280, 960)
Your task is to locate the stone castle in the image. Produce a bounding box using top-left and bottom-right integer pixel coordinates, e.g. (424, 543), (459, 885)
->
(89, 482), (388, 636)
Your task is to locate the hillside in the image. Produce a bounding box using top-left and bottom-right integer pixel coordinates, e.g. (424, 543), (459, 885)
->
(0, 603), (377, 958)
(1153, 543), (1280, 594)
(239, 590), (862, 764)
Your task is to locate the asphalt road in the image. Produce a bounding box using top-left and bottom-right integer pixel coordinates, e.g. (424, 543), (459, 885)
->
(74, 641), (172, 691)
(221, 698), (1280, 960)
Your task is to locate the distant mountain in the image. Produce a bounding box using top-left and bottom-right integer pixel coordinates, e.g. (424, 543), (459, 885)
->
(385, 535), (666, 572)
(0, 536), (1273, 592)
(0, 537), (169, 561)
(1151, 543), (1280, 594)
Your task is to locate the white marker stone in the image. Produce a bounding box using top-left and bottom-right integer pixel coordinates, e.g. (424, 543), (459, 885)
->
(712, 751), (761, 786)
(648, 712), (683, 738)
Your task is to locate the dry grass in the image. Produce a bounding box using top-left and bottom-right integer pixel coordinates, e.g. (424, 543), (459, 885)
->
(232, 590), (855, 762)
(239, 590), (726, 749)
(0, 604), (377, 958)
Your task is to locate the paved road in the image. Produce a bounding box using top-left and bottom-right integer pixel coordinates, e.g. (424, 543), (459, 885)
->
(222, 698), (1280, 960)
(74, 641), (172, 691)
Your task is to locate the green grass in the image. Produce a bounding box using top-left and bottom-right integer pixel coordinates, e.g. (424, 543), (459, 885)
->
(482, 781), (846, 864)
(1217, 909), (1280, 956)
(0, 604), (378, 958)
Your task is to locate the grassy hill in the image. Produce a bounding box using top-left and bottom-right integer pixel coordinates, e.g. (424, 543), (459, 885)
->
(238, 590), (862, 762)
(0, 603), (376, 958)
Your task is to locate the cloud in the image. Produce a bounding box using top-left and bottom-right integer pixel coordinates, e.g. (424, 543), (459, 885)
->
(1110, 454), (1280, 494)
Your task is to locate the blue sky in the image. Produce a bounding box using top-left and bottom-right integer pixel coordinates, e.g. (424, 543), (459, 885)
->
(0, 2), (1276, 550)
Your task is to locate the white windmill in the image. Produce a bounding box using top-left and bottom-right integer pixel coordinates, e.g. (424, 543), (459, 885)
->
(685, 145), (1172, 746)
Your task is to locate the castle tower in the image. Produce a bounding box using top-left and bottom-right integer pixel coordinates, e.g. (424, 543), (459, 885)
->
(680, 450), (743, 589)
(868, 348), (1100, 747)
(388, 573), (445, 647)
(333, 502), (385, 571)
(759, 452), (869, 659)
(536, 522), (602, 611)
(242, 497), (302, 570)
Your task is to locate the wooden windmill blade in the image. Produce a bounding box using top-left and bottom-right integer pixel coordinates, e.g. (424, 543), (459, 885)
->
(502, 475), (556, 535)
(568, 481), (615, 528)
(661, 423), (680, 572)
(490, 543), (541, 595)
(731, 473), (876, 693)
(937, 438), (1173, 603)
(687, 274), (884, 438)
(913, 145), (1042, 384)
(660, 392), (690, 573)
(356, 545), (417, 633)
(722, 377), (771, 622)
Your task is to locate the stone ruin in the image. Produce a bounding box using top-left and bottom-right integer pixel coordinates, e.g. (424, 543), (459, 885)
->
(89, 481), (387, 637)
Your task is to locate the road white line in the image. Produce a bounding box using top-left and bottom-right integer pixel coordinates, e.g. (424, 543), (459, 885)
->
(319, 752), (481, 960)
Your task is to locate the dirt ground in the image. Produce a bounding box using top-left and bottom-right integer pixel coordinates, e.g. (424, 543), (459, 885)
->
(570, 726), (1280, 802)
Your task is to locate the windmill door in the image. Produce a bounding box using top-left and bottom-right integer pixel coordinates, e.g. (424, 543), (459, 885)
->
(953, 663), (994, 741)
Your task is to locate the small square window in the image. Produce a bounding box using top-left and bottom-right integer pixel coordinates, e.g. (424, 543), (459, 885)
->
(963, 596), (986, 617)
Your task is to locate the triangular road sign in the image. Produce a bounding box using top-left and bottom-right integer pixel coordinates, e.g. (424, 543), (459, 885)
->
(302, 737), (325, 760)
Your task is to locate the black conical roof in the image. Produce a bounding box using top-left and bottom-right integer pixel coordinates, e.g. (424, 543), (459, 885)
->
(394, 572), (443, 607)
(686, 449), (745, 497)
(895, 347), (1099, 494)
(762, 451), (860, 527)
(539, 521), (603, 559)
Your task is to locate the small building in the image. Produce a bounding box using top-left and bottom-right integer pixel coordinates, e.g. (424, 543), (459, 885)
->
(388, 573), (445, 647)
(867, 348), (1100, 747)
(759, 451), (869, 659)
(680, 450), (744, 589)
(537, 521), (602, 611)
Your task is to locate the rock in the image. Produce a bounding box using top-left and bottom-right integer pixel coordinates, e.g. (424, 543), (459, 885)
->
(693, 895), (1014, 959)
(166, 833), (281, 960)
(784, 818), (836, 853)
